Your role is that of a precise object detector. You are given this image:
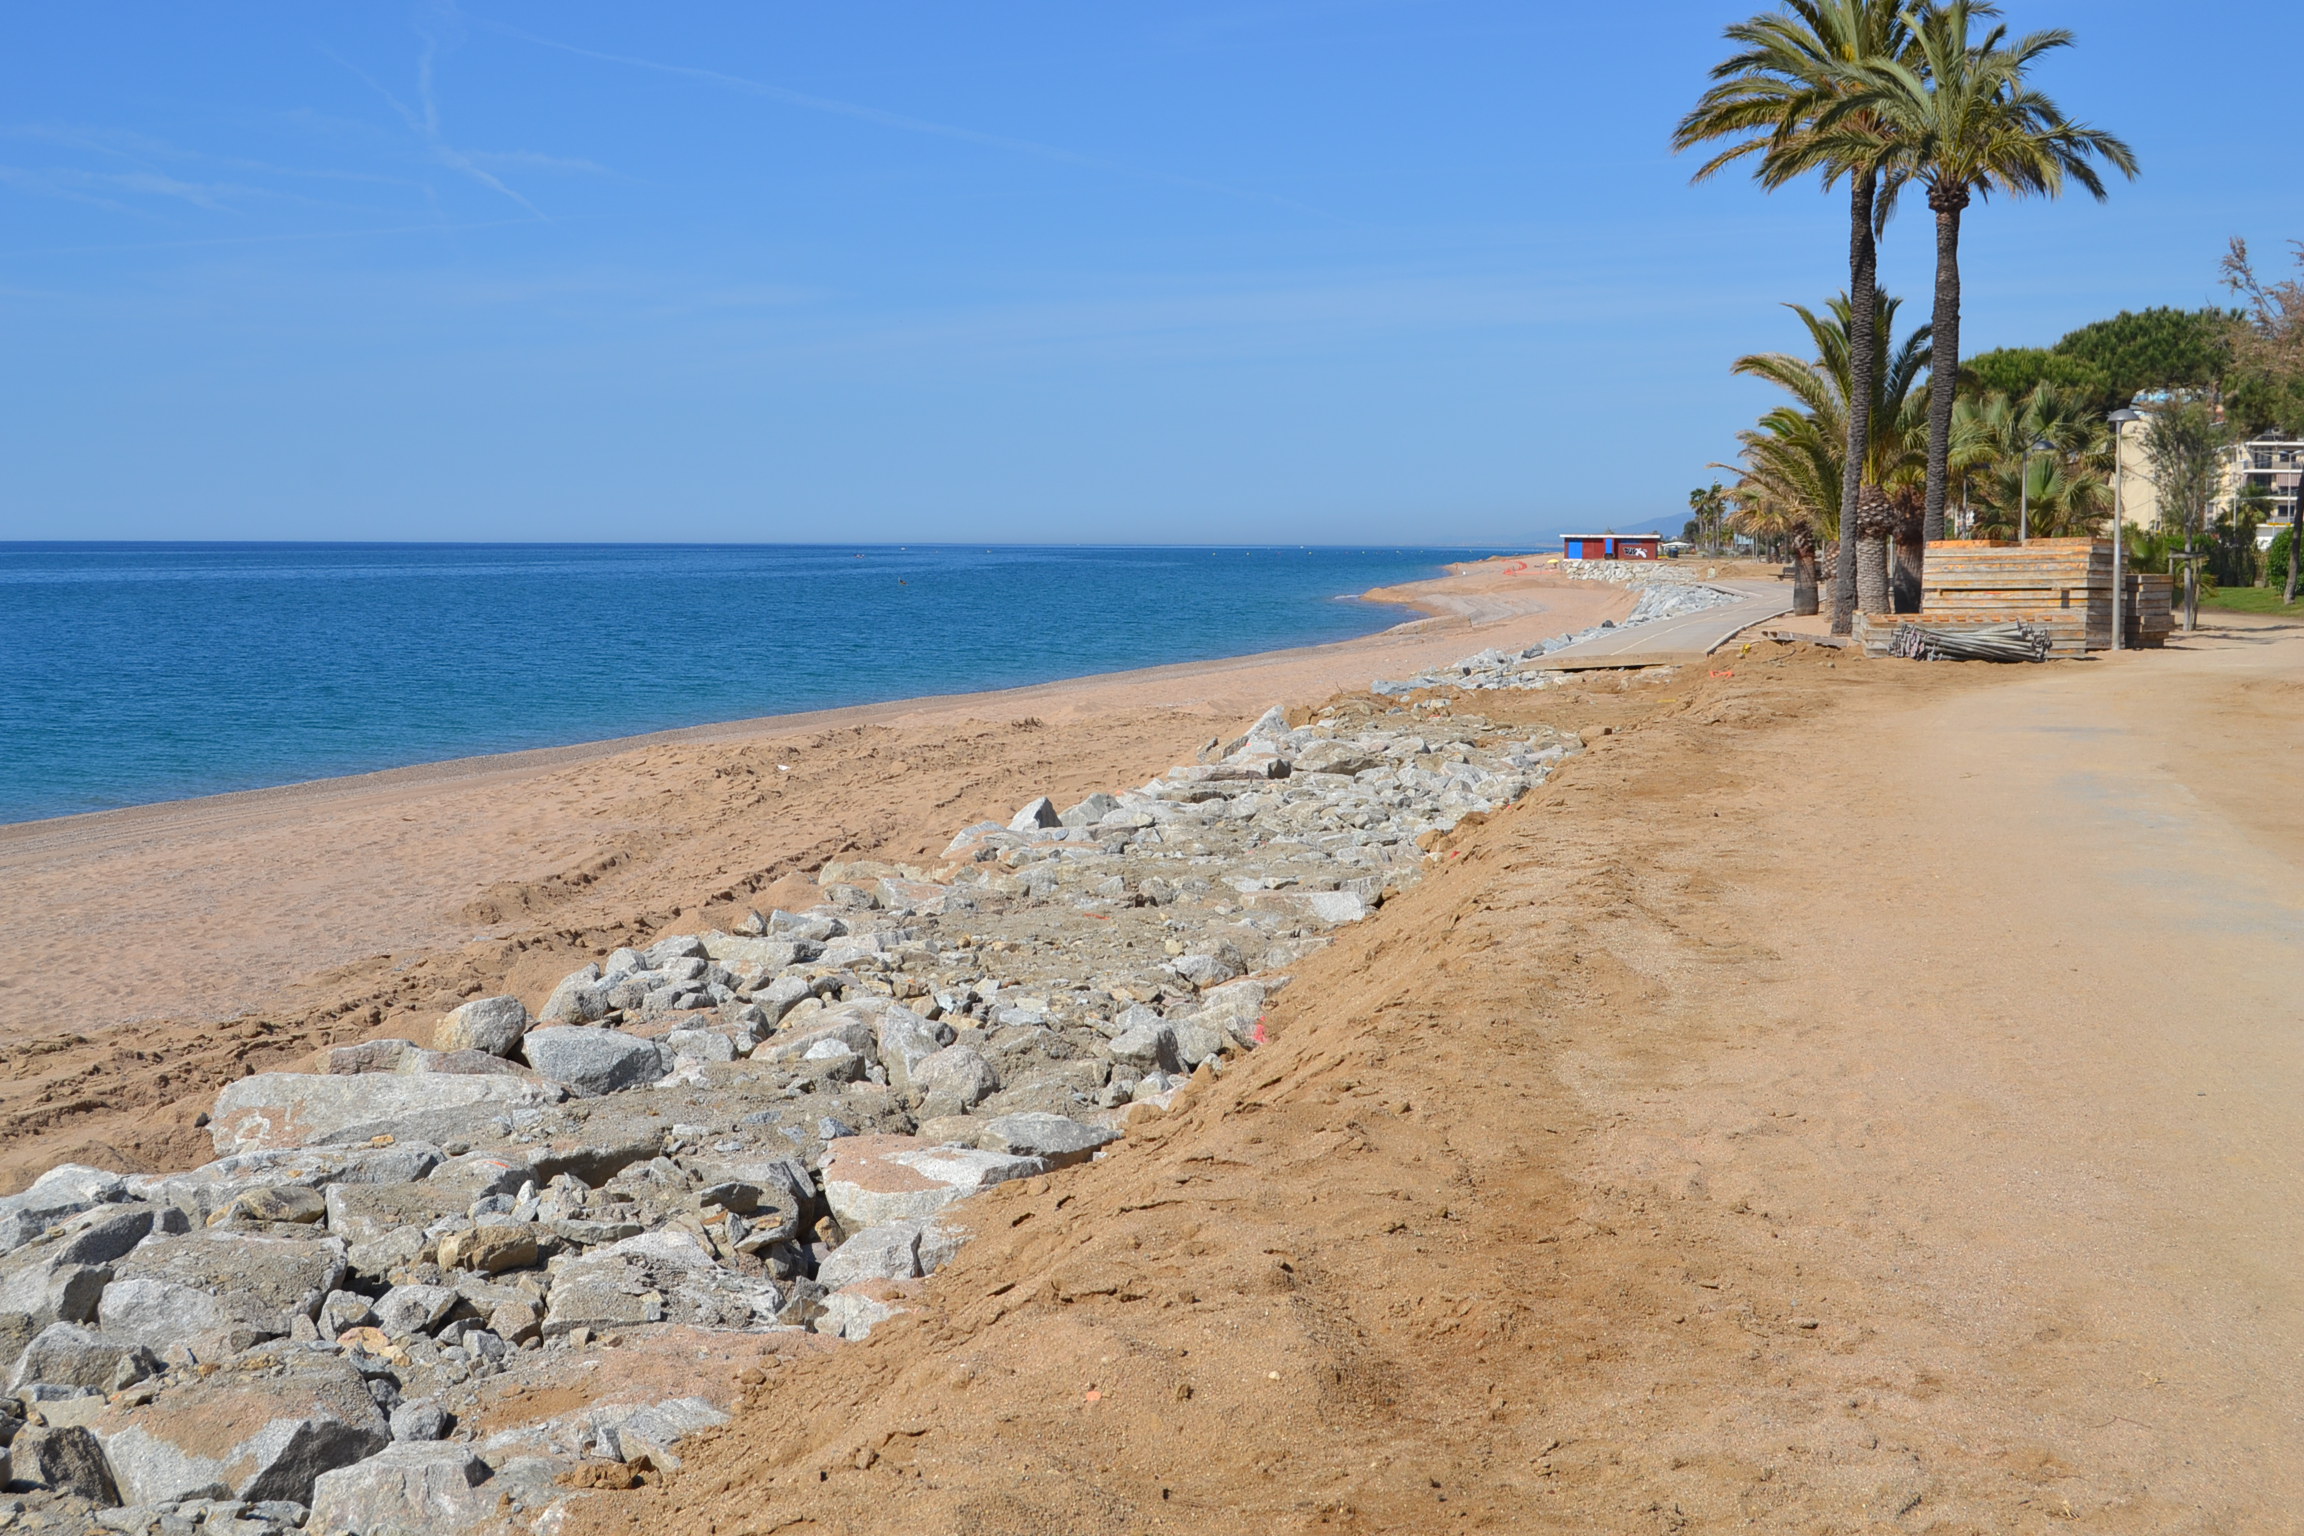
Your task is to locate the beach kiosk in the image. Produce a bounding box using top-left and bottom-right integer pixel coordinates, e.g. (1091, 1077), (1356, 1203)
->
(1561, 532), (1662, 561)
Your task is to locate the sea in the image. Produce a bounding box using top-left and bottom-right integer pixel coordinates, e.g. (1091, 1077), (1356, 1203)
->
(0, 542), (1518, 825)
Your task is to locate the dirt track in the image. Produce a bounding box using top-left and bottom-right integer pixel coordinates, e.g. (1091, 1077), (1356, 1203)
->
(563, 614), (2304, 1535)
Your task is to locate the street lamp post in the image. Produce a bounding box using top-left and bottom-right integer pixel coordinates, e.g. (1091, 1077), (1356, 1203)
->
(2019, 436), (2050, 545)
(2108, 407), (2145, 653)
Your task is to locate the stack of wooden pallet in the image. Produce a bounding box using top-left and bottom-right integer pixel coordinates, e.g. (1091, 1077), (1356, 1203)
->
(1912, 538), (2112, 656)
(2126, 573), (2174, 648)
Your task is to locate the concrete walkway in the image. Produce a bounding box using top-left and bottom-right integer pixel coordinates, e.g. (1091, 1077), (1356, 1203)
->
(1541, 578), (1793, 662)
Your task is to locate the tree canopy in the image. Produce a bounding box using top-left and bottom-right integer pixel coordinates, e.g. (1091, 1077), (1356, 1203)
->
(1964, 306), (2237, 417)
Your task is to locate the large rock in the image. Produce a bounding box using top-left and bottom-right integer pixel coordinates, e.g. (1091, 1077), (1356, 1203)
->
(817, 1282), (906, 1342)
(209, 1072), (560, 1156)
(814, 1223), (923, 1291)
(520, 1026), (671, 1096)
(541, 966), (612, 1025)
(759, 1013), (879, 1066)
(875, 1008), (953, 1094)
(908, 1045), (998, 1117)
(976, 1112), (1120, 1168)
(9, 1423), (118, 1503)
(308, 1440), (497, 1534)
(820, 1136), (1045, 1230)
(9, 1322), (158, 1391)
(1107, 1020), (1181, 1075)
(99, 1232), (345, 1355)
(434, 995), (532, 1057)
(373, 1283), (462, 1339)
(437, 1224), (541, 1276)
(129, 1144), (445, 1225)
(701, 935), (806, 972)
(542, 1229), (782, 1337)
(92, 1355), (387, 1505)
(321, 1150), (527, 1247)
(0, 1165), (127, 1256)
(0, 1203), (182, 1365)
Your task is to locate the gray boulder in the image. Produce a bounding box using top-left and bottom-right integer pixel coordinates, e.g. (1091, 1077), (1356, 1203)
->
(642, 934), (708, 966)
(435, 995), (531, 1057)
(308, 1446), (497, 1536)
(1170, 952), (1242, 988)
(9, 1423), (118, 1503)
(540, 965), (612, 1024)
(542, 1229), (780, 1337)
(99, 1232), (345, 1355)
(976, 1112), (1120, 1168)
(760, 1014), (878, 1065)
(1009, 796), (1062, 830)
(820, 1136), (1046, 1230)
(520, 1026), (671, 1096)
(0, 1165), (127, 1256)
(373, 1283), (461, 1340)
(389, 1400), (454, 1442)
(1059, 792), (1120, 828)
(128, 1144), (444, 1225)
(92, 1356), (386, 1506)
(909, 1044), (998, 1117)
(815, 1223), (923, 1291)
(1108, 1020), (1182, 1076)
(875, 1008), (953, 1094)
(209, 1072), (560, 1156)
(9, 1323), (157, 1391)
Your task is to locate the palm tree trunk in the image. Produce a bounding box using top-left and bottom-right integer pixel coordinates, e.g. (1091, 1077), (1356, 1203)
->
(1924, 188), (1968, 551)
(1893, 524), (1924, 611)
(1832, 167), (1879, 637)
(1792, 527), (1819, 616)
(1855, 486), (1892, 614)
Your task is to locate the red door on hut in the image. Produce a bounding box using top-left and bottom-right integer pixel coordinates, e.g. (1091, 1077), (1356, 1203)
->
(1562, 533), (1661, 560)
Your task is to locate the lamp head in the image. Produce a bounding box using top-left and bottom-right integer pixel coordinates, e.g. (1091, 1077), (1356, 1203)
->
(2108, 407), (2144, 425)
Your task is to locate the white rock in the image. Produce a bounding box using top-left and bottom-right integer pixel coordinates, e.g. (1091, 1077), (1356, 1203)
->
(307, 1442), (497, 1536)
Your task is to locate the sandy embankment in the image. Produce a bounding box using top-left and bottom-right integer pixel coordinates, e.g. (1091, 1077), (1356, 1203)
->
(0, 556), (1624, 1189)
(566, 611), (2304, 1535)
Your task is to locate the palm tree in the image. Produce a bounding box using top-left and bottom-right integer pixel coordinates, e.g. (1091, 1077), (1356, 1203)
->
(1950, 383), (2113, 539)
(1722, 292), (1931, 614)
(1839, 1), (2136, 573)
(1687, 482), (1729, 553)
(1673, 0), (1922, 632)
(1723, 408), (1839, 614)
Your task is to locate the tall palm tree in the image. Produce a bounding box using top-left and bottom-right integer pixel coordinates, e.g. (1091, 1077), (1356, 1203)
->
(1723, 292), (1931, 614)
(1673, 0), (1923, 631)
(1838, 1), (2136, 569)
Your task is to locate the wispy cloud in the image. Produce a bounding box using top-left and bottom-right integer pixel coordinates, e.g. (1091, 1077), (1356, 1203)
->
(474, 16), (1340, 223)
(0, 164), (255, 213)
(321, 25), (546, 219)
(465, 149), (616, 177)
(0, 213), (545, 260)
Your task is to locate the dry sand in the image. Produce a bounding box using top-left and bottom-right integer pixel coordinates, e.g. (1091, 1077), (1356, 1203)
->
(0, 557), (1627, 1188)
(557, 610), (2303, 1535)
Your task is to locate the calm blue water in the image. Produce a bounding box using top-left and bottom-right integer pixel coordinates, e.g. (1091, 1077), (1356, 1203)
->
(0, 543), (1510, 825)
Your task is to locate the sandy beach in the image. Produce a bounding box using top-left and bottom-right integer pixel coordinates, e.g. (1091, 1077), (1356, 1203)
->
(3, 555), (2301, 1531)
(0, 556), (1627, 1189)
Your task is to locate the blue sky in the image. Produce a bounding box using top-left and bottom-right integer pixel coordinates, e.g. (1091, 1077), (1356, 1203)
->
(0, 1), (2292, 544)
